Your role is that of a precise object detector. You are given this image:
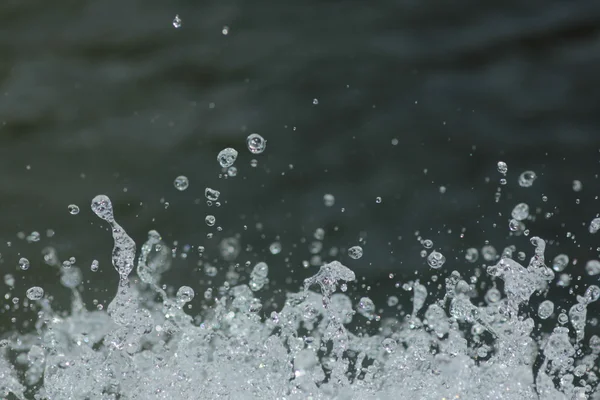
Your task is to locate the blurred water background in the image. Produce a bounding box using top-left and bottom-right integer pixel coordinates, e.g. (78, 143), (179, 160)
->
(1, 0), (600, 329)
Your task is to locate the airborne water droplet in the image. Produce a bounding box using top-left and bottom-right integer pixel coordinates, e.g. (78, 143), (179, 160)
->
(26, 286), (44, 301)
(497, 161), (507, 174)
(177, 286), (195, 303)
(589, 217), (600, 234)
(172, 14), (182, 28)
(246, 133), (267, 154)
(348, 246), (363, 259)
(518, 170), (537, 187)
(174, 175), (189, 191)
(538, 300), (554, 319)
(68, 204), (80, 215)
(427, 251), (446, 269)
(217, 148), (238, 168)
(205, 215), (216, 226)
(19, 257), (30, 271)
(205, 188), (220, 201)
(323, 194), (335, 207)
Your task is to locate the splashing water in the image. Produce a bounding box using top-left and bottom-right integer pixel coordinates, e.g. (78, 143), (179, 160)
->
(1, 163), (600, 400)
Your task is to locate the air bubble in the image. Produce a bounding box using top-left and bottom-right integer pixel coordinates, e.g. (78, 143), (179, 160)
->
(246, 133), (267, 154)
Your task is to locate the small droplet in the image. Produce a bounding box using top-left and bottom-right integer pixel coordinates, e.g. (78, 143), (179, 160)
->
(586, 260), (600, 276)
(177, 286), (195, 303)
(227, 166), (237, 177)
(91, 260), (99, 272)
(573, 180), (583, 192)
(312, 98), (319, 105)
(246, 133), (267, 154)
(427, 251), (446, 269)
(205, 215), (216, 226)
(222, 25), (229, 35)
(589, 218), (600, 234)
(422, 239), (433, 249)
(538, 300), (554, 319)
(26, 286), (44, 301)
(19, 257), (30, 271)
(217, 148), (238, 168)
(552, 254), (569, 272)
(323, 194), (335, 207)
(511, 203), (529, 221)
(68, 204), (80, 215)
(348, 246), (363, 259)
(497, 161), (507, 174)
(91, 195), (114, 221)
(375, 196), (382, 203)
(387, 296), (399, 307)
(518, 170), (537, 188)
(250, 159), (258, 167)
(173, 14), (182, 28)
(509, 219), (520, 231)
(174, 176), (189, 191)
(205, 188), (220, 201)
(269, 242), (282, 255)
(465, 248), (479, 263)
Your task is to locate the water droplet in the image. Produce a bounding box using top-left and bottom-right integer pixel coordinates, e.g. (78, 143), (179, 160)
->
(422, 239), (433, 249)
(222, 25), (229, 35)
(217, 148), (238, 168)
(177, 286), (195, 303)
(19, 257), (30, 271)
(589, 218), (600, 234)
(518, 170), (537, 187)
(205, 215), (216, 226)
(382, 338), (397, 354)
(172, 14), (182, 28)
(312, 98), (319, 105)
(4, 274), (15, 287)
(375, 196), (382, 203)
(485, 288), (501, 303)
(205, 188), (220, 201)
(250, 159), (258, 167)
(68, 204), (80, 215)
(348, 246), (363, 259)
(552, 254), (569, 272)
(427, 251), (446, 269)
(357, 297), (375, 319)
(269, 242), (281, 255)
(174, 176), (189, 191)
(26, 286), (44, 301)
(227, 166), (237, 177)
(497, 161), (507, 174)
(465, 248), (479, 263)
(585, 260), (600, 276)
(323, 194), (335, 207)
(91, 195), (114, 221)
(387, 296), (399, 307)
(91, 260), (99, 272)
(246, 133), (267, 154)
(573, 180), (583, 192)
(511, 203), (529, 221)
(481, 245), (497, 261)
(538, 300), (554, 319)
(508, 219), (520, 231)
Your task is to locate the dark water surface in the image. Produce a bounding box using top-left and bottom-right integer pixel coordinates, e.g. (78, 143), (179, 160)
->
(1, 0), (600, 327)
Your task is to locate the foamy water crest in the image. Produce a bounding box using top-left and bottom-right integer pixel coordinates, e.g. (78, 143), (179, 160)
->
(1, 150), (600, 399)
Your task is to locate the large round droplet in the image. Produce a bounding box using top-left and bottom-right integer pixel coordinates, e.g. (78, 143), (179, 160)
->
(586, 260), (600, 276)
(427, 251), (446, 269)
(26, 286), (44, 301)
(19, 257), (30, 271)
(177, 286), (195, 303)
(217, 148), (238, 168)
(511, 203), (529, 221)
(538, 300), (554, 319)
(174, 176), (189, 191)
(518, 171), (537, 187)
(246, 133), (267, 154)
(323, 194), (335, 207)
(552, 254), (569, 272)
(68, 204), (80, 215)
(348, 246), (363, 259)
(205, 188), (220, 201)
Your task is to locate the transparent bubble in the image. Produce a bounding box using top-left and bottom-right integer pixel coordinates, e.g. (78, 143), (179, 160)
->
(173, 14), (182, 28)
(269, 242), (282, 255)
(217, 148), (238, 168)
(589, 218), (600, 234)
(323, 194), (335, 207)
(19, 257), (30, 271)
(518, 170), (537, 187)
(177, 286), (195, 303)
(497, 161), (507, 174)
(205, 188), (220, 201)
(68, 204), (80, 215)
(586, 260), (600, 276)
(348, 246), (363, 259)
(174, 176), (189, 191)
(552, 254), (569, 272)
(538, 300), (554, 319)
(511, 203), (529, 221)
(246, 133), (267, 154)
(26, 286), (44, 301)
(427, 251), (446, 269)
(205, 215), (216, 226)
